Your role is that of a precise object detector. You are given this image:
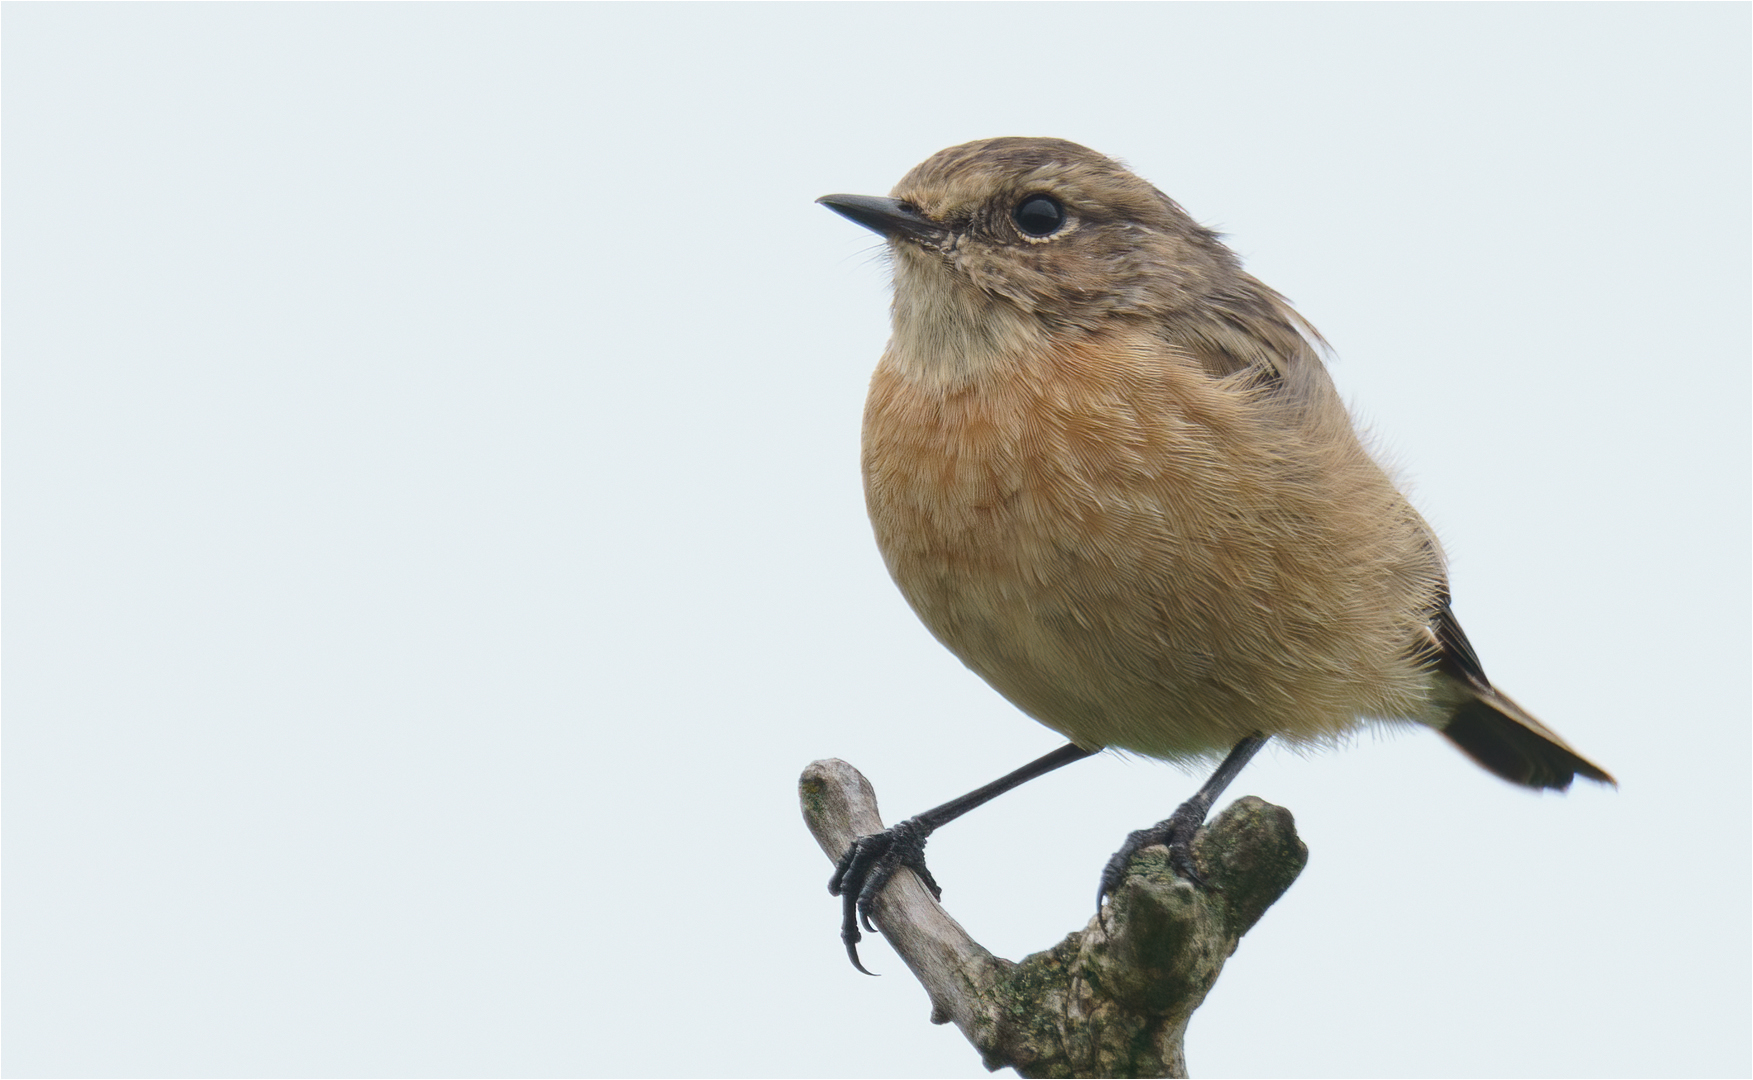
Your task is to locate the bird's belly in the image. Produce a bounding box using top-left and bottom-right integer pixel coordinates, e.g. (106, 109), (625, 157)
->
(876, 498), (1305, 761)
(861, 347), (1438, 761)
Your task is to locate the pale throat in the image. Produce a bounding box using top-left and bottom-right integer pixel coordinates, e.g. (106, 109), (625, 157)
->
(884, 251), (1047, 391)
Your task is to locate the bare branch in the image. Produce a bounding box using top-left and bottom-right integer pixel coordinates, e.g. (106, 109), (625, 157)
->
(799, 758), (1307, 1078)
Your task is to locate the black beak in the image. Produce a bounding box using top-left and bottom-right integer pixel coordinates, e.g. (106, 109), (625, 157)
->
(816, 194), (949, 245)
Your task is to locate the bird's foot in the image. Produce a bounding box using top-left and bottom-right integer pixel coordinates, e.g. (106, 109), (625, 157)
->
(828, 817), (940, 975)
(1097, 796), (1213, 914)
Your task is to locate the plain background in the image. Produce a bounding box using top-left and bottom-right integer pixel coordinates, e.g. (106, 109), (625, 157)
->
(5, 4), (1749, 1078)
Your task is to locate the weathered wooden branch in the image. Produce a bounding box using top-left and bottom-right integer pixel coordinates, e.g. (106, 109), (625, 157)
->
(799, 758), (1307, 1079)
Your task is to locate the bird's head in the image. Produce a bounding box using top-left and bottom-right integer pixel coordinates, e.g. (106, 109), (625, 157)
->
(819, 137), (1241, 335)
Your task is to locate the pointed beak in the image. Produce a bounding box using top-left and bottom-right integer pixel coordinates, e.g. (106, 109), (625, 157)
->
(816, 194), (949, 245)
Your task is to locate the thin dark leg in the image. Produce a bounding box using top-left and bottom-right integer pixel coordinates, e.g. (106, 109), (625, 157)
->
(1097, 733), (1270, 910)
(829, 741), (1098, 974)
(914, 741), (1098, 829)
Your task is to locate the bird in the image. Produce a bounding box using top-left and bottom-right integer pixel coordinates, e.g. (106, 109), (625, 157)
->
(816, 136), (1612, 974)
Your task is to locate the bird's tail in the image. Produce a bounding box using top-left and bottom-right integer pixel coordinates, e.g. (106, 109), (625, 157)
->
(1439, 684), (1615, 791)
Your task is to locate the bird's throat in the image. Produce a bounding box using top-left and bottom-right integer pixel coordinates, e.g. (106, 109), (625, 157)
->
(886, 254), (1047, 392)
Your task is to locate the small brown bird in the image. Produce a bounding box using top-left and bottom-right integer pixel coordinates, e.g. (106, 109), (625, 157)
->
(818, 137), (1612, 973)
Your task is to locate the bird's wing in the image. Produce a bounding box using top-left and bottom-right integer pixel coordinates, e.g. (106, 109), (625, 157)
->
(1167, 271), (1329, 383)
(1427, 595), (1490, 691)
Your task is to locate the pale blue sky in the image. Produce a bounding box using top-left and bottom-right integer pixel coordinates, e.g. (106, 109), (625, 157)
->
(6, 4), (1749, 1077)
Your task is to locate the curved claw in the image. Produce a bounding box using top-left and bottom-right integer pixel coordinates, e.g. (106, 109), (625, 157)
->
(825, 817), (937, 973)
(911, 858), (944, 902)
(1167, 834), (1215, 891)
(1095, 800), (1216, 914)
(842, 925), (878, 976)
(1096, 825), (1163, 912)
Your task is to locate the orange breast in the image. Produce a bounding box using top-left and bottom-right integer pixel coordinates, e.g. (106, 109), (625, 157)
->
(859, 328), (1441, 760)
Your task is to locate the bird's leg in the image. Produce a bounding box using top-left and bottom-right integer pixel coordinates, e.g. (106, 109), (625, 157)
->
(1098, 733), (1269, 909)
(829, 741), (1097, 974)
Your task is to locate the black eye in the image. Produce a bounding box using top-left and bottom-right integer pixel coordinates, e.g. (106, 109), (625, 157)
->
(1012, 194), (1064, 237)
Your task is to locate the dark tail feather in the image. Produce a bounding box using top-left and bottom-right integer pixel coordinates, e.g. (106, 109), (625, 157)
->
(1441, 689), (1616, 791)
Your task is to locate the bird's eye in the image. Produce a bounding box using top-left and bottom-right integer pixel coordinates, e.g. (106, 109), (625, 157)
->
(1013, 194), (1065, 238)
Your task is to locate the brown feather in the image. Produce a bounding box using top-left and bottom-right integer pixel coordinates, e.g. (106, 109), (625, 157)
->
(846, 136), (1610, 784)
